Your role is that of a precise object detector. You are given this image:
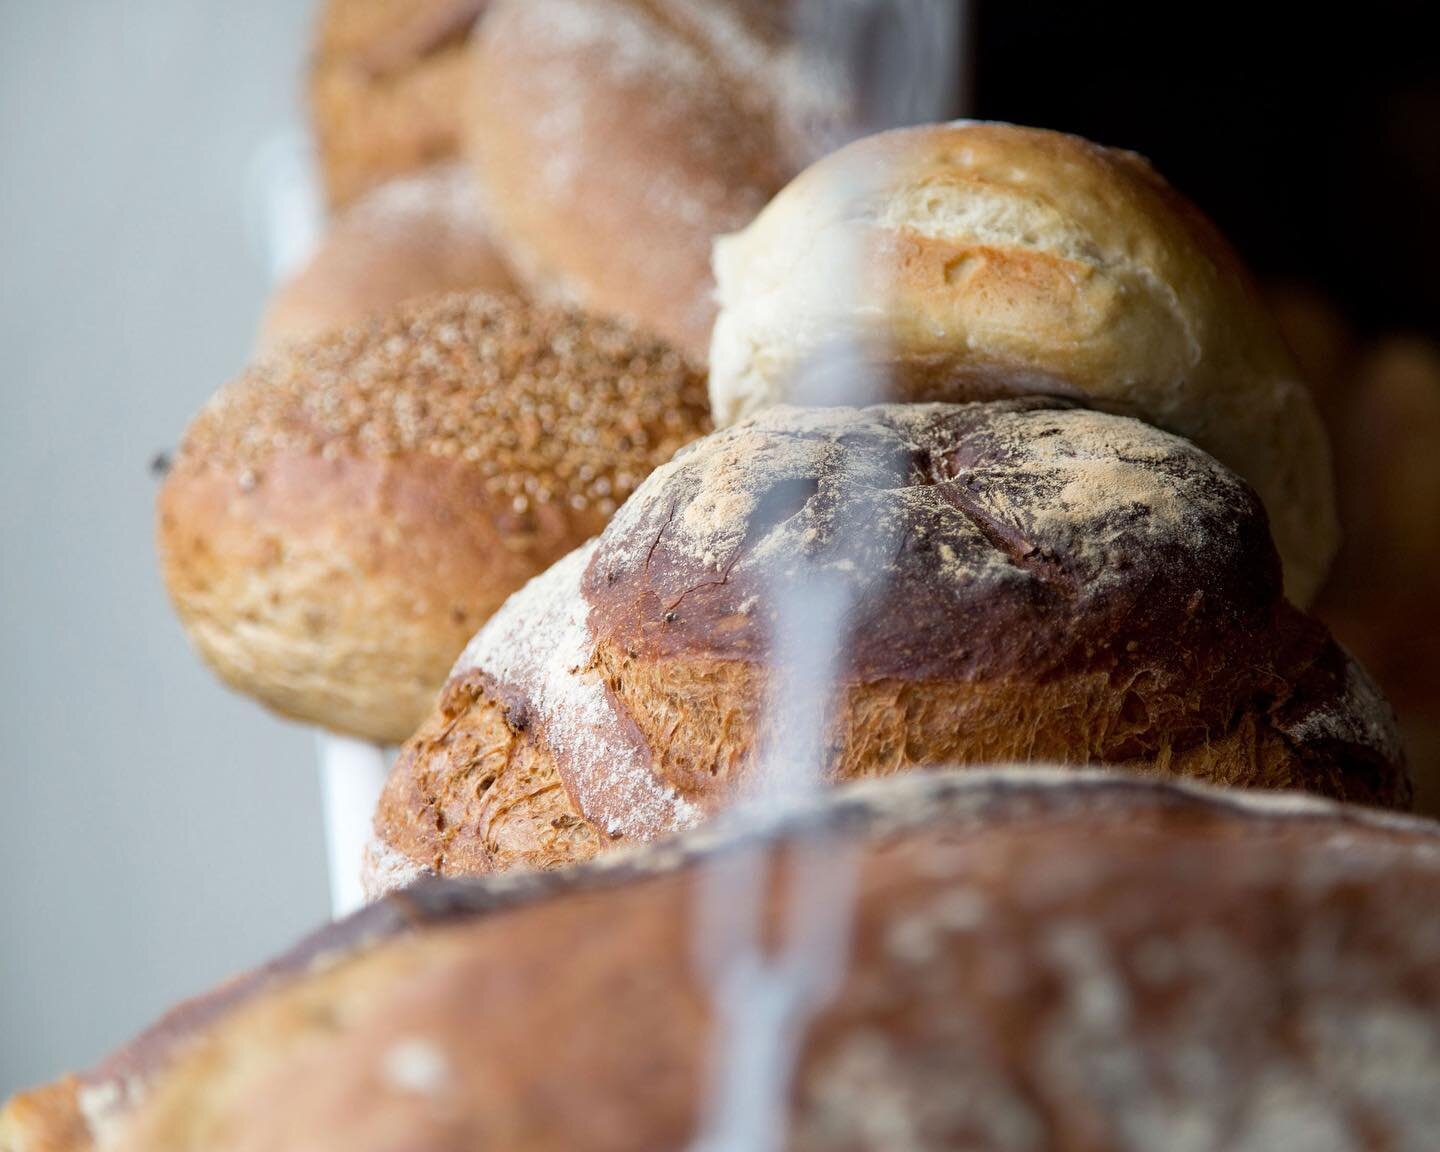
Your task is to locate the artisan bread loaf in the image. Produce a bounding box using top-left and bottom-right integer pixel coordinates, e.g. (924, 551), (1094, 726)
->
(369, 401), (1404, 888)
(11, 771), (1439, 1152)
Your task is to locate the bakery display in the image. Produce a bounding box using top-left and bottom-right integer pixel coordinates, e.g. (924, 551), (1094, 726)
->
(368, 400), (1406, 892)
(464, 0), (858, 358)
(6, 0), (1429, 1141)
(310, 0), (490, 208)
(157, 293), (710, 744)
(709, 122), (1339, 605)
(256, 164), (516, 352)
(8, 770), (1440, 1152)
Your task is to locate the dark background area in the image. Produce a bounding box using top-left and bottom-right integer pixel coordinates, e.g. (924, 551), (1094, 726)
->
(973, 3), (1439, 340)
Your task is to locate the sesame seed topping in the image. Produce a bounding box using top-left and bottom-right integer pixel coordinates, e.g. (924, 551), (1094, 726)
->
(173, 293), (712, 515)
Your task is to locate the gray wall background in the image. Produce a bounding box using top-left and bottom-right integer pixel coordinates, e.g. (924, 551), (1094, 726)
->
(0, 1), (330, 1096)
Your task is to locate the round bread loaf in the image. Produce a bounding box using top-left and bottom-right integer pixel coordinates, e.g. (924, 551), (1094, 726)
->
(256, 165), (517, 352)
(12, 770), (1440, 1152)
(156, 293), (710, 744)
(465, 0), (855, 358)
(368, 401), (1406, 890)
(709, 122), (1339, 605)
(311, 0), (490, 208)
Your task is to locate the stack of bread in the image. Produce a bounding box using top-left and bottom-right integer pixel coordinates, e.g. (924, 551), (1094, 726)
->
(5, 2), (1437, 1149)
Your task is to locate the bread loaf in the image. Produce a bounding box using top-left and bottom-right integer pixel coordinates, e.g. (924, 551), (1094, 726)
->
(256, 165), (516, 352)
(11, 770), (1440, 1152)
(157, 293), (710, 743)
(465, 0), (856, 357)
(369, 401), (1405, 889)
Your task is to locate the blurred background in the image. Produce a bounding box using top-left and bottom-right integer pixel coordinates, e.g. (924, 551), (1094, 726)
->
(1, 0), (1436, 1098)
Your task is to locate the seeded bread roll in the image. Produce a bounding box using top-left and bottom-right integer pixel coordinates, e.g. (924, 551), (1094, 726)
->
(368, 401), (1405, 890)
(11, 771), (1440, 1152)
(156, 293), (710, 744)
(311, 0), (490, 208)
(257, 165), (517, 353)
(465, 0), (855, 358)
(709, 122), (1339, 605)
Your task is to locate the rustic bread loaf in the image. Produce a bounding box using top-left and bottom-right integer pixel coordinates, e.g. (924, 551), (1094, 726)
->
(369, 401), (1405, 889)
(9, 770), (1440, 1152)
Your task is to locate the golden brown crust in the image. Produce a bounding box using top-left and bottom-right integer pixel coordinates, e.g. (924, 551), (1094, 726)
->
(372, 402), (1406, 883)
(257, 165), (517, 352)
(374, 670), (606, 881)
(465, 0), (854, 357)
(157, 293), (710, 742)
(61, 772), (1440, 1151)
(310, 0), (490, 208)
(0, 1080), (87, 1152)
(710, 121), (1339, 605)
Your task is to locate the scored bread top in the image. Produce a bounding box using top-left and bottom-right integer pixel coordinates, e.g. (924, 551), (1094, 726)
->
(399, 401), (1404, 861)
(585, 400), (1278, 680)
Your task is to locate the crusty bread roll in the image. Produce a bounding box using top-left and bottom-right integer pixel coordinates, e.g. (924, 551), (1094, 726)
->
(12, 770), (1440, 1152)
(256, 165), (516, 352)
(311, 0), (490, 208)
(156, 293), (710, 744)
(465, 0), (855, 359)
(709, 122), (1339, 605)
(368, 401), (1405, 890)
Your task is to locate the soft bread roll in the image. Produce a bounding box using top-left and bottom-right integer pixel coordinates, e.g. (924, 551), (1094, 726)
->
(465, 0), (855, 358)
(156, 294), (710, 744)
(311, 0), (490, 208)
(256, 165), (517, 352)
(368, 401), (1405, 890)
(709, 122), (1339, 605)
(12, 771), (1440, 1152)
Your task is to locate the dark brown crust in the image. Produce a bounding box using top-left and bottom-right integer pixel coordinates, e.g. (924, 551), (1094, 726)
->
(41, 772), (1440, 1152)
(584, 400), (1279, 682)
(371, 402), (1407, 882)
(157, 293), (709, 743)
(575, 402), (1405, 807)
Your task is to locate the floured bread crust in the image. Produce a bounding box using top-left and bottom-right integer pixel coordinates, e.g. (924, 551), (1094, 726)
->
(371, 402), (1406, 886)
(21, 771), (1440, 1152)
(466, 0), (857, 357)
